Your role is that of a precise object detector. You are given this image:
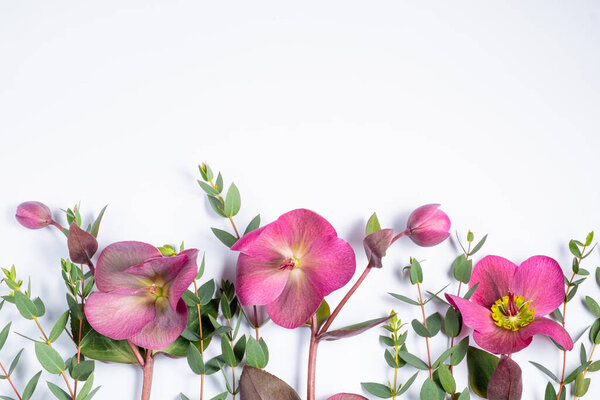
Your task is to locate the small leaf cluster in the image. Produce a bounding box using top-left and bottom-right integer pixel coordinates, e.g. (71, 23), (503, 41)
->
(361, 312), (417, 398)
(0, 322), (42, 400)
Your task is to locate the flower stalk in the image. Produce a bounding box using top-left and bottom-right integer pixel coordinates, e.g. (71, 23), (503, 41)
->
(0, 360), (22, 400)
(141, 350), (154, 400)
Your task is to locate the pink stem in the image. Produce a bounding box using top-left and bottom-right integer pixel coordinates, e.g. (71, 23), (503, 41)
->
(141, 350), (154, 400)
(307, 318), (319, 400)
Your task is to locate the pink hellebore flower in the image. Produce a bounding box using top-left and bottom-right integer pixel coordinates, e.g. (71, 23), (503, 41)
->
(231, 209), (356, 329)
(446, 255), (573, 354)
(85, 241), (198, 350)
(15, 201), (54, 229)
(406, 204), (450, 247)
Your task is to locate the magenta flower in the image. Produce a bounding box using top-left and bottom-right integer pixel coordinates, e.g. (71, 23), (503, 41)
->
(406, 204), (450, 247)
(231, 209), (356, 329)
(446, 255), (573, 354)
(15, 201), (54, 229)
(85, 241), (198, 350)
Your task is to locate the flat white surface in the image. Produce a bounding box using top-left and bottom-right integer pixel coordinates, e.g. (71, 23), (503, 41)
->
(1, 1), (599, 399)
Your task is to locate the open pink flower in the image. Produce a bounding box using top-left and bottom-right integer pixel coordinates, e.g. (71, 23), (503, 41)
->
(446, 255), (573, 354)
(231, 209), (356, 329)
(85, 241), (198, 350)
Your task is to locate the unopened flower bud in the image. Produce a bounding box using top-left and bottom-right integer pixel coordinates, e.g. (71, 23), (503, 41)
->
(406, 204), (450, 247)
(15, 201), (54, 229)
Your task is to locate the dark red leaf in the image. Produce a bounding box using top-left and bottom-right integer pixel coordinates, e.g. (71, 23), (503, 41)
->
(363, 229), (394, 268)
(487, 355), (522, 400)
(327, 394), (368, 400)
(239, 366), (301, 400)
(67, 222), (98, 267)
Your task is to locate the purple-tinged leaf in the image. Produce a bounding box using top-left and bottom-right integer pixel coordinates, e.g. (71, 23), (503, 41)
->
(319, 315), (393, 341)
(363, 229), (394, 268)
(327, 393), (369, 400)
(67, 222), (98, 267)
(487, 355), (522, 400)
(239, 366), (300, 400)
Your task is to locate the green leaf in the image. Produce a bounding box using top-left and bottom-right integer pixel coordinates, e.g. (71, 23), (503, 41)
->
(233, 335), (246, 363)
(469, 234), (488, 255)
(398, 350), (429, 370)
(215, 172), (223, 193)
(8, 349), (23, 375)
(224, 183), (241, 217)
(319, 315), (393, 341)
(544, 382), (557, 400)
(211, 228), (237, 248)
(588, 360), (600, 371)
(397, 372), (418, 395)
(49, 311), (70, 343)
(410, 259), (423, 284)
(207, 196), (227, 217)
(384, 349), (399, 368)
(437, 364), (456, 394)
(596, 267), (600, 287)
(360, 382), (392, 398)
(585, 296), (600, 317)
(67, 294), (83, 320)
(389, 293), (420, 306)
(89, 205), (107, 238)
(220, 294), (232, 320)
(76, 325), (138, 364)
(366, 213), (382, 235)
(569, 240), (582, 257)
(457, 390), (470, 400)
(580, 343), (587, 364)
(180, 394), (191, 400)
(574, 372), (591, 397)
(21, 371), (42, 400)
(244, 215), (261, 235)
(432, 346), (455, 369)
(198, 180), (219, 196)
(14, 291), (38, 320)
(444, 307), (461, 337)
(197, 279), (216, 306)
(47, 382), (71, 400)
(71, 360), (94, 381)
(467, 346), (499, 398)
(314, 300), (330, 330)
(467, 231), (474, 242)
(529, 361), (559, 383)
(196, 253), (206, 280)
(426, 313), (442, 337)
(220, 337), (237, 367)
(82, 386), (101, 400)
(35, 342), (65, 374)
(33, 298), (45, 317)
(463, 283), (479, 300)
(564, 362), (590, 384)
(246, 337), (267, 369)
(187, 343), (205, 374)
(76, 374), (94, 400)
(452, 254), (473, 284)
(210, 392), (228, 400)
(411, 319), (430, 337)
(0, 322), (11, 351)
(420, 378), (444, 400)
(450, 337), (469, 366)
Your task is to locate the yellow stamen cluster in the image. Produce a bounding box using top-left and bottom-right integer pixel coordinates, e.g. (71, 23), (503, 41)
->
(491, 295), (535, 331)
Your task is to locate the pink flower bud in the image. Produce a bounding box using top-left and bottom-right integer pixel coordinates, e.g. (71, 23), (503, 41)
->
(15, 201), (54, 229)
(406, 203), (450, 247)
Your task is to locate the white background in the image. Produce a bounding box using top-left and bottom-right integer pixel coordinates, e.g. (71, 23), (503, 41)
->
(1, 1), (599, 399)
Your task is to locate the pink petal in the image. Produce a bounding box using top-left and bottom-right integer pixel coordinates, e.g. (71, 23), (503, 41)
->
(85, 289), (155, 340)
(236, 254), (290, 305)
(95, 241), (161, 292)
(278, 209), (337, 257)
(301, 235), (356, 296)
(230, 226), (266, 253)
(267, 271), (323, 329)
(519, 317), (573, 350)
(406, 204), (441, 229)
(124, 253), (188, 283)
(129, 298), (189, 350)
(470, 256), (517, 308)
(446, 294), (495, 333)
(511, 256), (565, 316)
(327, 394), (368, 400)
(473, 328), (532, 355)
(409, 230), (451, 247)
(167, 249), (199, 312)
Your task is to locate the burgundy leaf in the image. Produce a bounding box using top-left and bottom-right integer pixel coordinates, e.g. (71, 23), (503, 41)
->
(363, 229), (394, 268)
(239, 366), (301, 400)
(319, 315), (393, 341)
(327, 394), (368, 400)
(487, 355), (522, 400)
(67, 222), (98, 267)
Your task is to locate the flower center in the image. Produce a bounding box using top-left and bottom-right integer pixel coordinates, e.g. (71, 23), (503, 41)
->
(490, 292), (535, 331)
(134, 284), (164, 298)
(279, 256), (300, 271)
